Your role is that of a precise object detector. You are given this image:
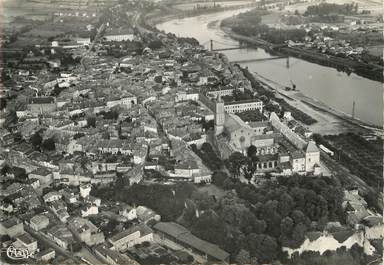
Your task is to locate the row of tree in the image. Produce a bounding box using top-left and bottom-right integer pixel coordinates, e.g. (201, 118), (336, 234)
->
(91, 161), (345, 263)
(30, 131), (56, 151)
(304, 3), (358, 16)
(209, 170), (345, 260)
(223, 9), (307, 44)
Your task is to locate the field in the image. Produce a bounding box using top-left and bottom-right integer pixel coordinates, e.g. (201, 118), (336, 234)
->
(323, 133), (383, 189)
(174, 0), (253, 10)
(285, 0), (383, 15)
(367, 45), (384, 57)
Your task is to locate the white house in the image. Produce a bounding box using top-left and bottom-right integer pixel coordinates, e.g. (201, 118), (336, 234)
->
(80, 183), (92, 198)
(291, 152), (306, 173)
(37, 248), (55, 261)
(175, 91), (199, 103)
(119, 205), (137, 221)
(104, 28), (135, 42)
(174, 160), (200, 179)
(224, 99), (263, 114)
(30, 215), (49, 231)
(81, 204), (98, 217)
(14, 233), (38, 254)
(106, 96), (137, 108)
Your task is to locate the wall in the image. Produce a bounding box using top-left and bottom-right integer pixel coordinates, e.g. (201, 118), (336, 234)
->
(283, 231), (376, 258)
(365, 224), (384, 239)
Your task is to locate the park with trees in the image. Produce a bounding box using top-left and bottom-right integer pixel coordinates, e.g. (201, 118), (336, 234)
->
(91, 148), (351, 264)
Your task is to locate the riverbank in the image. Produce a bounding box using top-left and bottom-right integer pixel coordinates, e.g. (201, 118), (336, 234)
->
(245, 68), (382, 136)
(221, 26), (383, 83)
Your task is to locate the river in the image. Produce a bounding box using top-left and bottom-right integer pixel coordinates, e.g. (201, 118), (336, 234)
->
(157, 9), (383, 127)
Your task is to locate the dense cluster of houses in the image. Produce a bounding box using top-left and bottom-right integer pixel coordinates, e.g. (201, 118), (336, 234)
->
(0, 1), (241, 263)
(1, 0), (382, 264)
(287, 33), (365, 57)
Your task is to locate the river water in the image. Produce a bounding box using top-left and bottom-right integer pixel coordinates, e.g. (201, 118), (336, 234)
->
(157, 9), (383, 127)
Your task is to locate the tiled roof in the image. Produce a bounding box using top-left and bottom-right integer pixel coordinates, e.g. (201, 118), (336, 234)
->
(153, 222), (229, 261)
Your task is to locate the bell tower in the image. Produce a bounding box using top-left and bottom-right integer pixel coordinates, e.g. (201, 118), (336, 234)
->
(215, 96), (225, 135)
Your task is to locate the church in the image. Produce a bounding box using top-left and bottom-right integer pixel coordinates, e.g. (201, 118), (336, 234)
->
(214, 98), (321, 174)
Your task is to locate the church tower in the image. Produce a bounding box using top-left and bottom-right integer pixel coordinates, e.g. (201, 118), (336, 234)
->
(305, 140), (320, 172)
(215, 96), (225, 135)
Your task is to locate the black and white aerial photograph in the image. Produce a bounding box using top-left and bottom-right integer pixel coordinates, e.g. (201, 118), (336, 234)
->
(0, 0), (382, 264)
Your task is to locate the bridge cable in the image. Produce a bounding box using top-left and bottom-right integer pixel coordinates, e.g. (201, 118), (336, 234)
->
(212, 39), (239, 47)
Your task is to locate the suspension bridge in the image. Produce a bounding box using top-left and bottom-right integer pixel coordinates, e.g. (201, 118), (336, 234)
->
(201, 39), (290, 66)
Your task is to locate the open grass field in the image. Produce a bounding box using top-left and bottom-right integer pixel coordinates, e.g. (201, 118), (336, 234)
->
(367, 45), (384, 57)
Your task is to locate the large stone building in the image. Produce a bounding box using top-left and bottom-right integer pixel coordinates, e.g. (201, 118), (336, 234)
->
(224, 99), (263, 114)
(27, 97), (57, 114)
(108, 224), (153, 251)
(104, 28), (135, 42)
(214, 104), (320, 174)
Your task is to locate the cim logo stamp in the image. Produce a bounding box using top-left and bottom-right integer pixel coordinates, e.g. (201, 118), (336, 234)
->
(5, 246), (32, 260)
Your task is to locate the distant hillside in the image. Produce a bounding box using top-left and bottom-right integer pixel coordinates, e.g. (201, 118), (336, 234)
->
(2, 0), (120, 10)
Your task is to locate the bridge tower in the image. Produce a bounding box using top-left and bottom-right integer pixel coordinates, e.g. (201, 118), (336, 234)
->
(210, 40), (213, 51)
(352, 101), (355, 119)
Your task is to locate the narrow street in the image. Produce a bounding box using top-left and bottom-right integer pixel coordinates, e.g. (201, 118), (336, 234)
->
(81, 23), (106, 71)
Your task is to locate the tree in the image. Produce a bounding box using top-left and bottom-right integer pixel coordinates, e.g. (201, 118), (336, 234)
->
(212, 171), (228, 187)
(201, 142), (213, 153)
(291, 223), (307, 247)
(280, 216), (294, 236)
(42, 138), (55, 151)
(12, 167), (27, 180)
(202, 119), (214, 131)
(246, 233), (278, 263)
(235, 249), (251, 265)
(148, 40), (163, 50)
(253, 219), (267, 234)
(227, 152), (246, 178)
(191, 210), (227, 246)
(87, 116), (96, 127)
(242, 158), (257, 183)
(247, 145), (257, 157)
(278, 193), (295, 217)
(0, 98), (6, 110)
(291, 209), (309, 225)
(30, 132), (42, 148)
(74, 133), (85, 140)
(1, 164), (10, 176)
